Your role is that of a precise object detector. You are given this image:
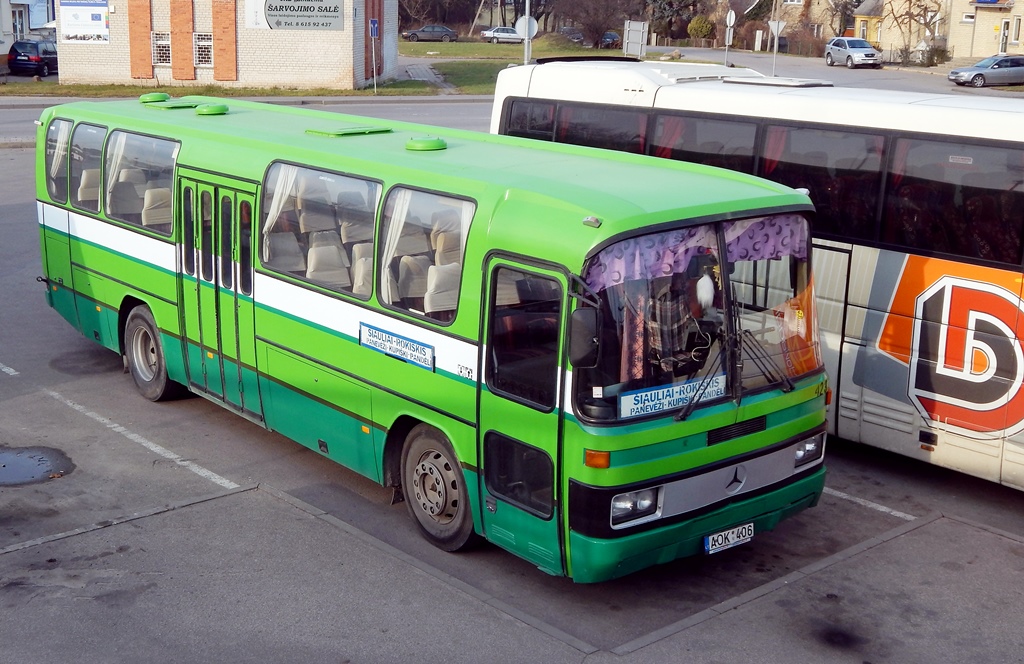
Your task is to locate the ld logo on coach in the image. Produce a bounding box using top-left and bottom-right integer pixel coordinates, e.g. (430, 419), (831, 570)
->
(909, 276), (1024, 437)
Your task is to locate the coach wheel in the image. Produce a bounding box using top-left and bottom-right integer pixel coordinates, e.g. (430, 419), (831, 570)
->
(401, 424), (476, 552)
(124, 305), (181, 402)
(972, 74), (986, 88)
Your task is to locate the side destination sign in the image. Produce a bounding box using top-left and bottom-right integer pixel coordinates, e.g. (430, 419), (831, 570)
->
(619, 374), (727, 419)
(360, 323), (435, 370)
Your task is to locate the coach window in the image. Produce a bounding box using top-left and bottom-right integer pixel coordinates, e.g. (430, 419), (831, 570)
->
(651, 114), (756, 174)
(379, 188), (473, 322)
(883, 138), (1024, 264)
(505, 100), (555, 140)
(200, 190), (214, 282)
(260, 162), (381, 298)
(103, 131), (179, 236)
(759, 125), (884, 242)
(183, 187), (195, 275)
(220, 195), (233, 288)
(555, 105), (647, 154)
(45, 119), (72, 204)
(239, 201), (253, 296)
(70, 123), (105, 213)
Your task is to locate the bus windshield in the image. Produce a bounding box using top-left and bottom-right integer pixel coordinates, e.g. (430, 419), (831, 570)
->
(577, 213), (820, 421)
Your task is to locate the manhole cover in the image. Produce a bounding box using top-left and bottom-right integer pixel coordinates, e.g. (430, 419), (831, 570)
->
(0, 446), (75, 486)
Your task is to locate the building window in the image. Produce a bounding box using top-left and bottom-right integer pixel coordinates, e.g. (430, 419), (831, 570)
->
(1014, 16), (1021, 42)
(151, 32), (170, 65)
(962, 13), (975, 22)
(194, 33), (213, 67)
(810, 24), (823, 38)
(782, 0), (802, 4)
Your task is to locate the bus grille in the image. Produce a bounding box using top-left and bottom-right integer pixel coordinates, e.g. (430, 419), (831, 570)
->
(707, 416), (766, 445)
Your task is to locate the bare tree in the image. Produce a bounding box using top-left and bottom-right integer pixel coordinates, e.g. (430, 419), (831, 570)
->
(884, 0), (943, 63)
(820, 0), (860, 37)
(561, 0), (646, 47)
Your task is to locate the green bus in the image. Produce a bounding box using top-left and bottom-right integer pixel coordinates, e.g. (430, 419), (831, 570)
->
(36, 94), (828, 582)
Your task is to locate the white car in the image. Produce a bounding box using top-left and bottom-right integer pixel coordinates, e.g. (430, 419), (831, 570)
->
(481, 26), (523, 44)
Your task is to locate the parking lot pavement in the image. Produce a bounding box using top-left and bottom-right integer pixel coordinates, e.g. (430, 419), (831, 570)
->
(4, 474), (1023, 662)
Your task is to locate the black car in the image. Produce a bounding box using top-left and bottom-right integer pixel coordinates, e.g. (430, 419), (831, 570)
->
(401, 25), (459, 42)
(7, 40), (58, 76)
(599, 32), (621, 49)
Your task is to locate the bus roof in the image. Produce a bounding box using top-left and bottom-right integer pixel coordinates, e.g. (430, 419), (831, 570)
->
(496, 59), (1024, 144)
(43, 96), (810, 265)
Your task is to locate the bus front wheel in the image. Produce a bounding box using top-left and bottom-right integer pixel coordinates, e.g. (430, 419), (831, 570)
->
(124, 305), (181, 402)
(401, 424), (477, 552)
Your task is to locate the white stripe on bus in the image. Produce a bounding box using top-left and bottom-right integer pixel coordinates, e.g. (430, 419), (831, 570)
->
(63, 206), (177, 273)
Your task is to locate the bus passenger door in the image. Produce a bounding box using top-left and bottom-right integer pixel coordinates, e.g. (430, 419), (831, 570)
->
(477, 260), (566, 576)
(179, 178), (257, 415)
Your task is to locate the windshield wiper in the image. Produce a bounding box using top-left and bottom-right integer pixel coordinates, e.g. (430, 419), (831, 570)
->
(674, 328), (727, 422)
(738, 328), (795, 393)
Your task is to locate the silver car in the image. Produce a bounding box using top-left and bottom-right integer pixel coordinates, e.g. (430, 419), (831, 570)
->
(480, 26), (523, 44)
(824, 38), (882, 69)
(948, 55), (1024, 87)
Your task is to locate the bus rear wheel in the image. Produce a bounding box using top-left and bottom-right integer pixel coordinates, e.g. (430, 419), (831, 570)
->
(124, 305), (182, 402)
(401, 424), (477, 552)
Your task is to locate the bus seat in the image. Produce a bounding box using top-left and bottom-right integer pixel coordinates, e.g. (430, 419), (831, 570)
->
(295, 176), (330, 211)
(141, 187), (172, 227)
(430, 209), (461, 249)
(298, 200), (337, 234)
(118, 168), (148, 196)
(394, 224), (431, 256)
(266, 232), (306, 272)
(434, 231), (461, 266)
(352, 252), (373, 298)
(109, 181), (144, 221)
(306, 243), (352, 289)
(424, 262), (461, 321)
(398, 254), (432, 309)
(77, 168), (100, 206)
(309, 230), (348, 263)
(339, 207), (374, 246)
(495, 269), (521, 306)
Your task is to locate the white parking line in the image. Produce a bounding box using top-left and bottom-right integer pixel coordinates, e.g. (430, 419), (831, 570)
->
(0, 361), (20, 376)
(824, 486), (916, 521)
(43, 388), (239, 490)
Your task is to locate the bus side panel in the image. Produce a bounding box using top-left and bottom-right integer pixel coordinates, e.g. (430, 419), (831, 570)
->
(38, 202), (79, 330)
(260, 344), (380, 482)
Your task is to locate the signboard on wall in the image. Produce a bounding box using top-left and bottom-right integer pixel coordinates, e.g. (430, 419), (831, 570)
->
(59, 0), (109, 43)
(245, 0), (344, 30)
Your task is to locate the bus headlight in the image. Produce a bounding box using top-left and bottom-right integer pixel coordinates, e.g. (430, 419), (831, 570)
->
(794, 433), (826, 467)
(611, 487), (660, 526)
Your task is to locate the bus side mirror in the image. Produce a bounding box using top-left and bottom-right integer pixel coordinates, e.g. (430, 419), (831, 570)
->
(569, 308), (600, 368)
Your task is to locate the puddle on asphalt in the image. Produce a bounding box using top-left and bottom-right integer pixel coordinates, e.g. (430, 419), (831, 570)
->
(0, 446), (75, 486)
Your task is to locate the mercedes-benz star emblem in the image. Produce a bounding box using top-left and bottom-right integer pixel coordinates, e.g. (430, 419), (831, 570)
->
(725, 465), (747, 494)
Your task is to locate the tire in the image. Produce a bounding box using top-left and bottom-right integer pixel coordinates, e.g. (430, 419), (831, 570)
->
(825, 53), (834, 67)
(441, 35), (451, 43)
(491, 37), (499, 44)
(40, 64), (50, 77)
(401, 424), (477, 552)
(409, 34), (418, 42)
(846, 56), (855, 69)
(972, 74), (986, 88)
(124, 305), (182, 401)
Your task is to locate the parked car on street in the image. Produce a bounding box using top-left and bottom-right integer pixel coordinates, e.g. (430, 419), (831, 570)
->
(481, 26), (523, 44)
(401, 25), (458, 42)
(558, 26), (584, 43)
(824, 37), (882, 69)
(948, 55), (1024, 87)
(598, 31), (621, 49)
(7, 40), (58, 76)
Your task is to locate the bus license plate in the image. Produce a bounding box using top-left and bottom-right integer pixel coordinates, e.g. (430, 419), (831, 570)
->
(704, 523), (754, 554)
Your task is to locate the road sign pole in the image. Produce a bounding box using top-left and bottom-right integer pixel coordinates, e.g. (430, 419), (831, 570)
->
(524, 0), (531, 65)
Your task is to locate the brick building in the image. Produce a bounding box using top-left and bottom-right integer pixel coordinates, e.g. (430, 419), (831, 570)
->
(54, 0), (397, 89)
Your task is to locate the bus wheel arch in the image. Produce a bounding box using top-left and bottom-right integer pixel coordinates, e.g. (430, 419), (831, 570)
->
(123, 303), (183, 402)
(399, 422), (477, 552)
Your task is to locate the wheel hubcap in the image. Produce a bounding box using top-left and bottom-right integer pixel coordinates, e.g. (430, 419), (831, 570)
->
(412, 449), (459, 524)
(131, 327), (158, 382)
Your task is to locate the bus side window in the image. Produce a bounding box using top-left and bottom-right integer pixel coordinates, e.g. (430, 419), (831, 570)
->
(103, 131), (178, 235)
(506, 100), (555, 140)
(45, 119), (72, 204)
(380, 187), (472, 323)
(220, 195), (233, 288)
(70, 123), (105, 213)
(484, 433), (554, 518)
(183, 186), (195, 275)
(239, 201), (252, 296)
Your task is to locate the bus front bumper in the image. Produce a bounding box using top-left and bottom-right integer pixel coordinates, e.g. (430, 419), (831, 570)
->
(566, 465), (826, 583)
